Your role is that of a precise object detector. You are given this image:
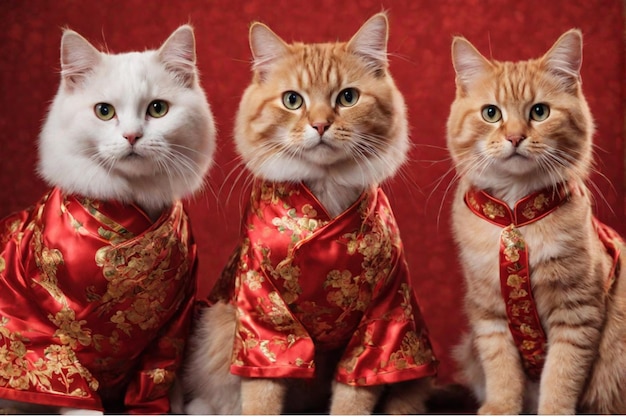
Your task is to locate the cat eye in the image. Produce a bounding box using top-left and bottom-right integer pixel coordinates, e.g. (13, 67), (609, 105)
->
(530, 103), (550, 122)
(481, 105), (502, 123)
(147, 100), (169, 118)
(94, 103), (116, 121)
(282, 91), (303, 110)
(337, 88), (360, 107)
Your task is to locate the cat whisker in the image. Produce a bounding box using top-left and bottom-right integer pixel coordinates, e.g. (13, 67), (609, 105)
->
(169, 143), (214, 160)
(349, 141), (387, 187)
(93, 153), (120, 183)
(167, 145), (219, 201)
(221, 160), (254, 216)
(586, 177), (615, 216)
(160, 148), (202, 191)
(436, 169), (462, 231)
(424, 163), (457, 221)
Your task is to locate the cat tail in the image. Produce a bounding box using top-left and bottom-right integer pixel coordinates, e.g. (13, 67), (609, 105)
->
(179, 301), (242, 414)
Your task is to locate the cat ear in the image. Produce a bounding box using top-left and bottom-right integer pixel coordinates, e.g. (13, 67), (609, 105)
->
(347, 13), (389, 75)
(158, 25), (197, 87)
(451, 37), (492, 93)
(248, 22), (289, 81)
(542, 29), (583, 89)
(60, 29), (101, 89)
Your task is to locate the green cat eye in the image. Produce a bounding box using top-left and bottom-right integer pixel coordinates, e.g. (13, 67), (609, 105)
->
(530, 103), (550, 121)
(147, 100), (169, 118)
(94, 103), (115, 121)
(282, 91), (303, 110)
(481, 105), (502, 123)
(337, 88), (360, 107)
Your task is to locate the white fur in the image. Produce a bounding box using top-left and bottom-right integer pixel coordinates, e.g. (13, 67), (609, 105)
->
(8, 26), (214, 414)
(38, 25), (216, 219)
(181, 302), (242, 415)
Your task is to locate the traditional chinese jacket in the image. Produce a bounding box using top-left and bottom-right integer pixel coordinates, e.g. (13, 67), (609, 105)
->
(210, 181), (437, 386)
(0, 187), (197, 414)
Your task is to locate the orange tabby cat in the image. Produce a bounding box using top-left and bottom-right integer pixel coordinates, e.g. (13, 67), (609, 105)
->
(447, 29), (626, 414)
(179, 12), (437, 415)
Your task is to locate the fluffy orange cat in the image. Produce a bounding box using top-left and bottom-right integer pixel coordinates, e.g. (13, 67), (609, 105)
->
(447, 29), (626, 414)
(179, 12), (438, 415)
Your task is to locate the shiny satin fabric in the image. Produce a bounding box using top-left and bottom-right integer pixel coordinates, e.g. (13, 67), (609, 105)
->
(0, 188), (197, 414)
(210, 180), (437, 386)
(465, 185), (622, 379)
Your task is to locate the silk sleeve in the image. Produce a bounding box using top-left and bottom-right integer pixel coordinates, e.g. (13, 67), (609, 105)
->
(123, 263), (197, 414)
(335, 257), (437, 386)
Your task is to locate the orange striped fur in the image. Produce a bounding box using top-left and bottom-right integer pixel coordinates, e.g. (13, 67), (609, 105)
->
(180, 12), (433, 414)
(447, 30), (626, 414)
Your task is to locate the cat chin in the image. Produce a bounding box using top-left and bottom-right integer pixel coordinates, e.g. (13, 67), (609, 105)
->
(39, 164), (203, 216)
(466, 173), (563, 204)
(249, 163), (388, 191)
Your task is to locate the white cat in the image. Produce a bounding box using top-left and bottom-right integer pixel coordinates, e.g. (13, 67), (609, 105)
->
(0, 25), (215, 414)
(38, 25), (215, 219)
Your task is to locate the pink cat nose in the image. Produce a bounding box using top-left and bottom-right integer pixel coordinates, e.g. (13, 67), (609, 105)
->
(124, 133), (143, 145)
(506, 135), (526, 147)
(312, 122), (331, 135)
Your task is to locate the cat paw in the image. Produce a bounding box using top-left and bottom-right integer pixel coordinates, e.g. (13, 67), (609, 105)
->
(478, 402), (521, 415)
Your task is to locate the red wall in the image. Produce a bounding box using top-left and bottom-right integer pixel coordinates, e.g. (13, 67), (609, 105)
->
(1, 0), (624, 384)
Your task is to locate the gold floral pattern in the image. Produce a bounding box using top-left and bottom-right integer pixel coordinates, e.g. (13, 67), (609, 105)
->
(0, 316), (99, 396)
(0, 188), (196, 412)
(218, 181), (437, 385)
(482, 201), (507, 220)
(465, 186), (571, 379)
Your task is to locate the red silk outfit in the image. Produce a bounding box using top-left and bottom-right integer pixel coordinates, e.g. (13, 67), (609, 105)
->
(465, 184), (622, 379)
(0, 188), (197, 413)
(210, 181), (437, 386)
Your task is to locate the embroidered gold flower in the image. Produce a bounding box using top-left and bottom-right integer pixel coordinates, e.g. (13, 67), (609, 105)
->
(509, 288), (529, 299)
(48, 308), (92, 349)
(502, 226), (526, 262)
(482, 201), (506, 219)
(520, 193), (552, 220)
(272, 213), (320, 241)
(146, 368), (174, 385)
(398, 283), (414, 320)
(294, 357), (314, 368)
(93, 221), (190, 333)
(301, 204), (318, 218)
(325, 270), (360, 310)
(259, 340), (277, 363)
(510, 300), (532, 317)
(267, 255), (302, 304)
(0, 317), (99, 395)
(259, 292), (305, 336)
(520, 323), (541, 338)
(243, 269), (265, 291)
(388, 330), (433, 370)
(533, 194), (549, 210)
(507, 274), (524, 288)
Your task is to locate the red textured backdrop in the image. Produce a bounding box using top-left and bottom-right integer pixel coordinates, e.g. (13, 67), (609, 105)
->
(0, 0), (624, 385)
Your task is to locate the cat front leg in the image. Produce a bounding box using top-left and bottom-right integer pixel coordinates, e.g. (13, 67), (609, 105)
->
(474, 325), (526, 414)
(240, 377), (287, 414)
(537, 309), (602, 413)
(329, 382), (383, 415)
